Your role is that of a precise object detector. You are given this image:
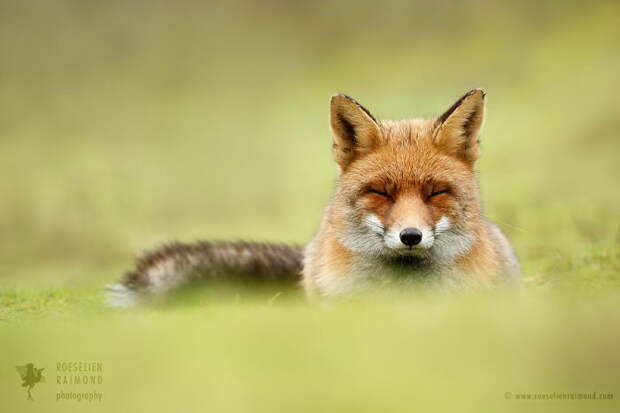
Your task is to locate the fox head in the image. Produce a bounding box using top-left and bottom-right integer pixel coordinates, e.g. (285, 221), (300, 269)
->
(330, 90), (485, 263)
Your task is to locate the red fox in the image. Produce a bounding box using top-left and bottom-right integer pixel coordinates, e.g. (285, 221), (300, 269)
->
(107, 89), (519, 306)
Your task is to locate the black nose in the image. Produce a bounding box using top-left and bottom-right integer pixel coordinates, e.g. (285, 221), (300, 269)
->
(399, 228), (423, 246)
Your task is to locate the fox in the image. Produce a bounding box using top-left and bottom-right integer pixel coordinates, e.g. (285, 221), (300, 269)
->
(106, 89), (519, 306)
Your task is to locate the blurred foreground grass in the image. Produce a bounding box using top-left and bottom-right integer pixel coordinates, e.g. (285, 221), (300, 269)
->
(1, 292), (619, 412)
(1, 0), (619, 411)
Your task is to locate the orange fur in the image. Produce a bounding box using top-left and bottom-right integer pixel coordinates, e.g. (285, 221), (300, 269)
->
(303, 90), (519, 298)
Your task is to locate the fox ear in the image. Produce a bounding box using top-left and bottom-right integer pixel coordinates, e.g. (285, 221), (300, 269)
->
(330, 94), (381, 169)
(434, 89), (485, 163)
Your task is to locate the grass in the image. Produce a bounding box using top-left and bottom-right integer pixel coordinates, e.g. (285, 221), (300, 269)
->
(1, 0), (619, 411)
(1, 292), (619, 412)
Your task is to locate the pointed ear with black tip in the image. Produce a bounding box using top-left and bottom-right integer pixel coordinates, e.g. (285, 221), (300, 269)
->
(434, 89), (486, 163)
(330, 94), (381, 169)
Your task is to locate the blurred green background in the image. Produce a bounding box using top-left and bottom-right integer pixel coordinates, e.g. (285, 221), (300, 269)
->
(1, 0), (618, 287)
(1, 1), (619, 411)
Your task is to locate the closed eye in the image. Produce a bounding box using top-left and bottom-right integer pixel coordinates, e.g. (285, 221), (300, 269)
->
(368, 188), (392, 199)
(429, 189), (449, 198)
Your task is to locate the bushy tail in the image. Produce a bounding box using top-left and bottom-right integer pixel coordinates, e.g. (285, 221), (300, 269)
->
(106, 241), (304, 307)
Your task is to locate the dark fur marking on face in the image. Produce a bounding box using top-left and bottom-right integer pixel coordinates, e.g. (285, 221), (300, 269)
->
(383, 254), (433, 272)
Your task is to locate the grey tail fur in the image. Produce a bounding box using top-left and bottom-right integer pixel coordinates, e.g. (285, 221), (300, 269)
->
(106, 241), (304, 307)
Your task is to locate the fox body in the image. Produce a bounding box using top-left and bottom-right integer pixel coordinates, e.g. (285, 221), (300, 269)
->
(107, 90), (518, 306)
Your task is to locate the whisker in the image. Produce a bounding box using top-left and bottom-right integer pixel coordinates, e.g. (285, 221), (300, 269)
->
(490, 218), (527, 233)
